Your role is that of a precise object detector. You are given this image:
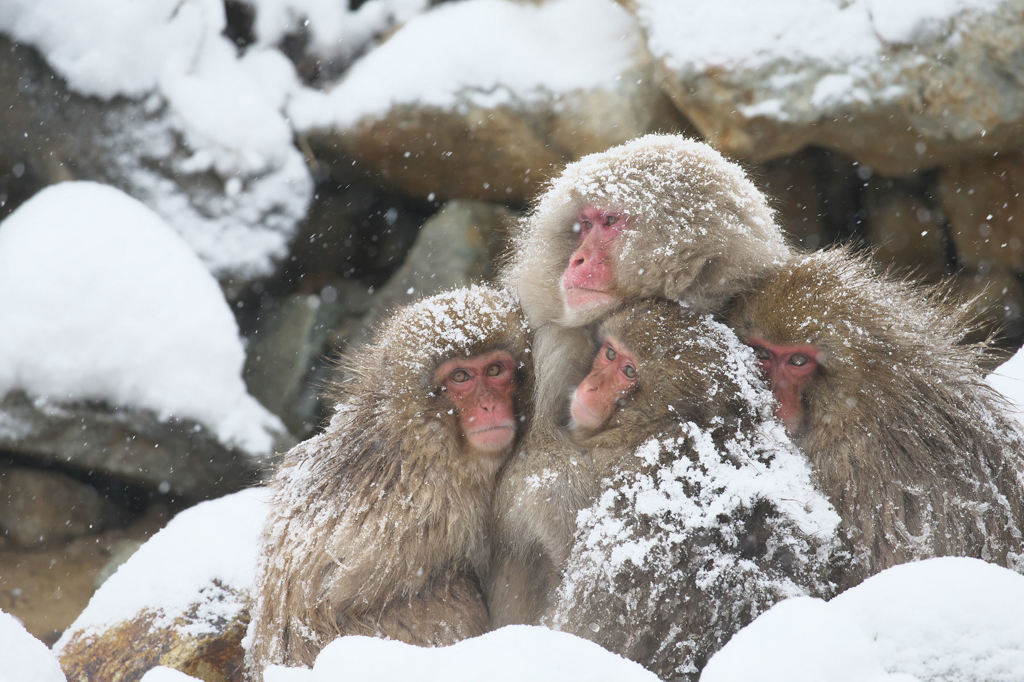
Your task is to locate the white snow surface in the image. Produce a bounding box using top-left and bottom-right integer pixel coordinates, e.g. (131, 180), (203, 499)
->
(0, 182), (282, 454)
(637, 0), (998, 71)
(263, 626), (659, 682)
(702, 557), (1024, 682)
(0, 610), (66, 682)
(53, 488), (267, 654)
(140, 668), (202, 682)
(987, 345), (1024, 428)
(290, 0), (645, 130)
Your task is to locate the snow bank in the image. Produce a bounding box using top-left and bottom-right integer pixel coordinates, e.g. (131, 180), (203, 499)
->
(290, 0), (644, 130)
(637, 0), (998, 71)
(702, 557), (1024, 682)
(0, 610), (66, 682)
(0, 182), (283, 454)
(54, 488), (267, 652)
(264, 625), (659, 682)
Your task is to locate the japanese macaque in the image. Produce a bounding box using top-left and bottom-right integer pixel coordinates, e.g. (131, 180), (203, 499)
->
(492, 134), (794, 624)
(731, 249), (1024, 585)
(544, 301), (840, 679)
(245, 286), (530, 677)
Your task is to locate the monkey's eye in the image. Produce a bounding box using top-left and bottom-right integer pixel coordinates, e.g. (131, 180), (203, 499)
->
(623, 365), (637, 380)
(486, 363), (503, 377)
(605, 345), (616, 361)
(605, 215), (618, 226)
(580, 220), (593, 232)
(753, 347), (771, 361)
(789, 353), (810, 367)
(450, 369), (471, 383)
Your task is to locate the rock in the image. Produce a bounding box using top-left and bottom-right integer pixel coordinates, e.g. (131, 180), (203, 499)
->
(57, 587), (248, 682)
(632, 1), (1024, 174)
(0, 466), (128, 548)
(940, 154), (1024, 273)
(0, 32), (311, 291)
(54, 489), (266, 682)
(755, 152), (831, 251)
(0, 392), (274, 499)
(243, 280), (375, 437)
(291, 0), (686, 203)
(352, 200), (516, 346)
(863, 178), (949, 281)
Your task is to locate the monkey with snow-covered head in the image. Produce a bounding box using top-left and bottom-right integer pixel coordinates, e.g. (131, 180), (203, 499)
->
(246, 285), (530, 675)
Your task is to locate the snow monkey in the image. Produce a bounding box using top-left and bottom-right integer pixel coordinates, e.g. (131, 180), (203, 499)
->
(731, 248), (1024, 586)
(492, 134), (794, 624)
(545, 300), (840, 679)
(245, 285), (530, 676)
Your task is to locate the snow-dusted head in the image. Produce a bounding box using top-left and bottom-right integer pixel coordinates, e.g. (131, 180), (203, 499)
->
(569, 298), (771, 444)
(341, 284), (532, 457)
(504, 134), (792, 328)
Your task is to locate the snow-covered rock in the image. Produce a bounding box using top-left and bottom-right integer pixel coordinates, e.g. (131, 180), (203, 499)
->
(291, 0), (680, 203)
(264, 625), (660, 682)
(702, 557), (1024, 682)
(55, 489), (267, 681)
(0, 0), (312, 282)
(632, 0), (1024, 173)
(0, 182), (284, 458)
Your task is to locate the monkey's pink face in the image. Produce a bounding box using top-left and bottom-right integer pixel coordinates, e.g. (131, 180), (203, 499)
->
(561, 206), (631, 323)
(746, 337), (819, 434)
(570, 336), (638, 432)
(435, 350), (518, 454)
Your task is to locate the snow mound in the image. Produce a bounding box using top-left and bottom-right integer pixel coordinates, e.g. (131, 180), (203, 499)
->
(290, 0), (644, 130)
(54, 488), (267, 652)
(0, 182), (283, 454)
(264, 625), (659, 682)
(702, 557), (1024, 682)
(0, 610), (66, 682)
(140, 668), (201, 682)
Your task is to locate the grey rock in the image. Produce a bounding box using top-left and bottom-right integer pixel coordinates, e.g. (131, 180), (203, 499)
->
(0, 465), (128, 548)
(0, 392), (282, 499)
(634, 0), (1024, 174)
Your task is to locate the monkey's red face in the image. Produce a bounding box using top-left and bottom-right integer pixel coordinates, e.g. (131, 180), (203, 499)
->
(746, 337), (819, 434)
(570, 336), (638, 432)
(435, 350), (518, 454)
(561, 206), (631, 323)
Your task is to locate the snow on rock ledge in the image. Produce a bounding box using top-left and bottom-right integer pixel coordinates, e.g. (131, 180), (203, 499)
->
(701, 557), (1024, 682)
(55, 489), (267, 681)
(290, 0), (683, 203)
(631, 0), (1024, 174)
(0, 182), (284, 457)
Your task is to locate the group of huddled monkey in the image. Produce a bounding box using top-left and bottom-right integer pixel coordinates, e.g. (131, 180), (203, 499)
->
(244, 135), (1024, 680)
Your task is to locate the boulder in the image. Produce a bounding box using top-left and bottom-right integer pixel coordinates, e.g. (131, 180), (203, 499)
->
(290, 0), (686, 204)
(631, 1), (1024, 174)
(863, 178), (949, 281)
(0, 466), (128, 548)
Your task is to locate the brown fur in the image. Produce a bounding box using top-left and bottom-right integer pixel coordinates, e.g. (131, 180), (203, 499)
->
(731, 248), (1024, 586)
(245, 286), (530, 676)
(543, 301), (840, 679)
(492, 134), (793, 624)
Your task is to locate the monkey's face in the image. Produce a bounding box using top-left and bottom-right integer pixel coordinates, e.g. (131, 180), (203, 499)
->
(569, 335), (638, 434)
(560, 206), (632, 326)
(745, 336), (819, 435)
(435, 349), (519, 455)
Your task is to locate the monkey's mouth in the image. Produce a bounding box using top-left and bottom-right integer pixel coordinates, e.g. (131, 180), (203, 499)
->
(466, 423), (516, 450)
(569, 393), (605, 431)
(563, 286), (615, 310)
